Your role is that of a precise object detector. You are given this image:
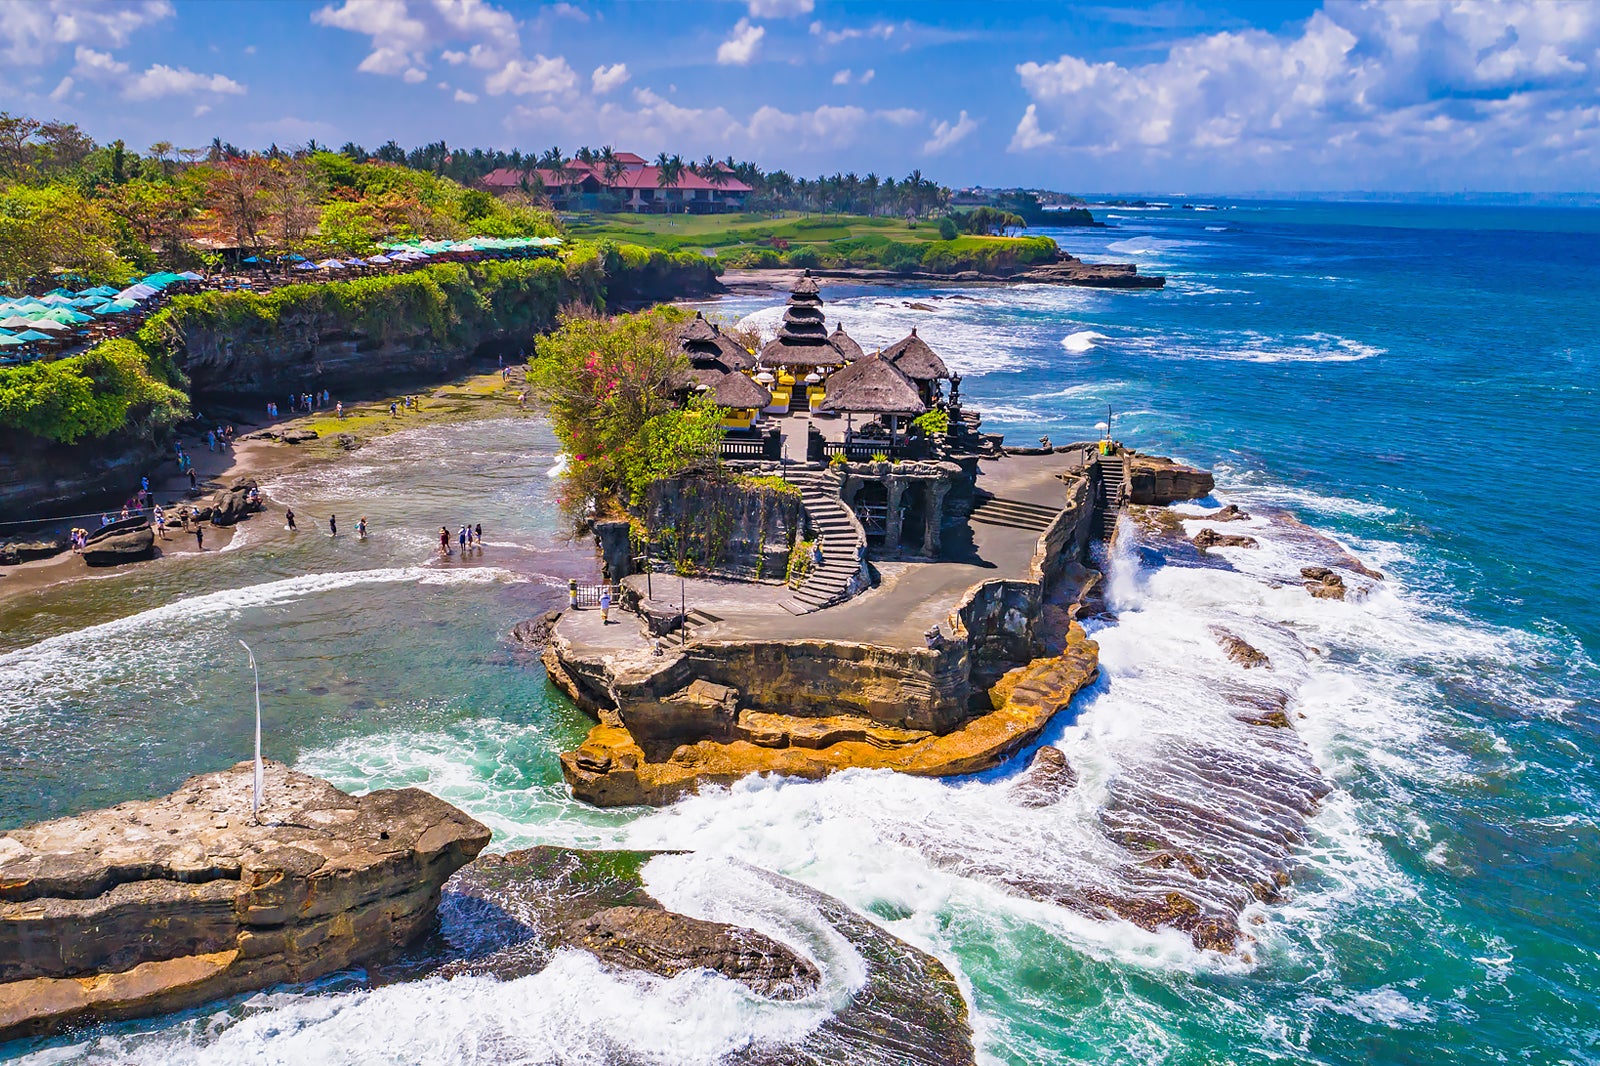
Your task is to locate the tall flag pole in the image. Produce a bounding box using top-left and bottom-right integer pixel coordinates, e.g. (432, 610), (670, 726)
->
(239, 640), (263, 824)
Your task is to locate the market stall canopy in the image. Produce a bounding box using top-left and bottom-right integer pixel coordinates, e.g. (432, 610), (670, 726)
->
(818, 352), (926, 415)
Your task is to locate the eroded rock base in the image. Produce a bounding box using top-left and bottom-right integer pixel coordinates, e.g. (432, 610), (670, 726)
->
(556, 624), (1100, 807)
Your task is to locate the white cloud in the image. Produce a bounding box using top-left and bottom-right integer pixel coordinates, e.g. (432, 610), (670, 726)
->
(808, 19), (896, 45)
(1008, 103), (1054, 151)
(71, 45), (129, 79)
(717, 18), (763, 66)
(592, 61), (629, 94)
(244, 44), (257, 55)
(859, 68), (874, 84)
(123, 64), (247, 100)
(454, 88), (478, 103)
(1010, 0), (1600, 185)
(831, 68), (850, 86)
(549, 2), (588, 21)
(0, 0), (172, 64)
(748, 0), (811, 17)
(832, 67), (875, 86)
(313, 0), (521, 77)
(193, 103), (211, 117)
(402, 66), (427, 82)
(47, 75), (74, 102)
(923, 110), (977, 154)
(485, 54), (577, 97)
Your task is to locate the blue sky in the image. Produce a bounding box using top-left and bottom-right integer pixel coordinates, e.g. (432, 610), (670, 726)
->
(3, 0), (1597, 193)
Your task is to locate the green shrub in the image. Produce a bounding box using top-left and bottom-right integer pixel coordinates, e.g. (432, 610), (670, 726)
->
(937, 216), (959, 240)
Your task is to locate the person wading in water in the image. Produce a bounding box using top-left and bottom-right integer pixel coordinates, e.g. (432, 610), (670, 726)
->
(329, 514), (338, 537)
(439, 526), (451, 555)
(194, 526), (204, 551)
(285, 507), (296, 531)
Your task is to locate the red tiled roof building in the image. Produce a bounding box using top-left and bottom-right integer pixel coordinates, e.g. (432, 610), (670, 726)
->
(481, 155), (751, 214)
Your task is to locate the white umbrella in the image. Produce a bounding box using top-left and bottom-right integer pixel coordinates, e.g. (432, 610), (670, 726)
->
(116, 284), (158, 301)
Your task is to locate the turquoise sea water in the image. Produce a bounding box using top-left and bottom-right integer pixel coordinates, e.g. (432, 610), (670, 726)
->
(1, 200), (1597, 1064)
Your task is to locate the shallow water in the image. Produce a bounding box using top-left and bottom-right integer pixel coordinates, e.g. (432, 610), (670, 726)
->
(4, 201), (1598, 1064)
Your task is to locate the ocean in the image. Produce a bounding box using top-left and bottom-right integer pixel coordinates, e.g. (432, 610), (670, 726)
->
(1, 200), (1597, 1064)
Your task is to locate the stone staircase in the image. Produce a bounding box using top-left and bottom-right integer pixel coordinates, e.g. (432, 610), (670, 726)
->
(968, 493), (1060, 533)
(1095, 453), (1127, 540)
(780, 471), (866, 615)
(681, 607), (721, 639)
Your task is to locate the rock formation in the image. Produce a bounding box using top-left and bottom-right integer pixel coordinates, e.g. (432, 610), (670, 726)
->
(1211, 627), (1272, 669)
(208, 478), (264, 527)
(1201, 503), (1251, 522)
(0, 537), (66, 566)
(1126, 453), (1216, 505)
(1193, 527), (1259, 551)
(1007, 745), (1078, 807)
(1302, 566), (1349, 600)
(0, 761), (489, 1042)
(553, 625), (1099, 807)
(80, 523), (155, 567)
(425, 846), (975, 1066)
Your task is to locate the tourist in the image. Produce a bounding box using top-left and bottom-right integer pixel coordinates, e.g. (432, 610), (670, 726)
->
(599, 588), (612, 625)
(439, 526), (451, 554)
(517, 391), (527, 410)
(140, 475), (149, 494)
(356, 516), (367, 539)
(458, 525), (467, 552)
(285, 507), (296, 531)
(206, 430), (216, 452)
(336, 401), (343, 419)
(389, 401), (398, 418)
(474, 523), (483, 548)
(188, 469), (197, 491)
(153, 505), (166, 538)
(194, 526), (204, 550)
(329, 514), (338, 537)
(100, 513), (111, 527)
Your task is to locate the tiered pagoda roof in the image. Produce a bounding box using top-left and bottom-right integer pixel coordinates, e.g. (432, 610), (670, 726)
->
(759, 271), (852, 368)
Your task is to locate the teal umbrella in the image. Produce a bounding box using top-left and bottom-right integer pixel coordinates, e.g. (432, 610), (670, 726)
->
(93, 300), (138, 314)
(15, 329), (53, 341)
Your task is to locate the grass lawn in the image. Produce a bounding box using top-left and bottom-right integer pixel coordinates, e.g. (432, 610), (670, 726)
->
(564, 211), (956, 251)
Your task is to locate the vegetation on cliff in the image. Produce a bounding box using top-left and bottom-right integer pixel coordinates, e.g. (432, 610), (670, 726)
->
(527, 307), (724, 524)
(0, 246), (714, 445)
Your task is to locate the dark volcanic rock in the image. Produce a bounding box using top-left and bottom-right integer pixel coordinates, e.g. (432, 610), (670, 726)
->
(1211, 627), (1271, 669)
(559, 905), (820, 1000)
(0, 761), (489, 1042)
(335, 432), (362, 451)
(0, 537), (67, 566)
(1126, 453), (1215, 504)
(1008, 745), (1078, 807)
(279, 428), (319, 444)
(1193, 527), (1259, 551)
(510, 610), (563, 651)
(1202, 504), (1251, 522)
(209, 478), (262, 527)
(429, 847), (975, 1065)
(80, 524), (155, 567)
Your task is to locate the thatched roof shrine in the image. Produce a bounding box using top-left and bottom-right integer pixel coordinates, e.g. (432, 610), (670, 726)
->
(883, 327), (951, 382)
(760, 270), (851, 368)
(828, 323), (864, 362)
(692, 368), (771, 409)
(818, 353), (926, 415)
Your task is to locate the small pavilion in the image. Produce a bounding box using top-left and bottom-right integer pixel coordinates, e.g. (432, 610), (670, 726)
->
(883, 327), (952, 407)
(817, 351), (927, 454)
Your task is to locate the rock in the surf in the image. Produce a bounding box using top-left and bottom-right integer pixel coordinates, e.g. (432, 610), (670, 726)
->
(1125, 453), (1216, 504)
(1201, 503), (1251, 522)
(1193, 527), (1259, 551)
(510, 610), (563, 651)
(1301, 566), (1348, 600)
(1211, 627), (1272, 669)
(1008, 745), (1079, 807)
(0, 761), (490, 1043)
(558, 905), (821, 1000)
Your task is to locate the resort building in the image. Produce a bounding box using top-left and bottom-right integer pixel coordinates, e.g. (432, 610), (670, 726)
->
(481, 154), (751, 214)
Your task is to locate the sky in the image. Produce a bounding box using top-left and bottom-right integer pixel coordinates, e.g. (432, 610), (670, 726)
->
(2, 0), (1597, 194)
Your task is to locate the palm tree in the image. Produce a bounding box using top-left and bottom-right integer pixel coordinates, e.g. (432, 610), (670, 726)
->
(864, 172), (879, 216)
(574, 145), (596, 166)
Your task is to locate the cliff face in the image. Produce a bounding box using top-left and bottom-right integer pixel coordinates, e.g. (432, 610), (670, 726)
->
(0, 429), (168, 524)
(0, 760), (489, 1042)
(638, 477), (803, 582)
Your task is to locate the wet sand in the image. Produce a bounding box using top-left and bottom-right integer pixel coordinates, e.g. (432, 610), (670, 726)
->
(0, 369), (532, 607)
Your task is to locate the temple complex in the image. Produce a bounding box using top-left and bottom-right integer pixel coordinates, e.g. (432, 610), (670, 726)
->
(544, 272), (1216, 806)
